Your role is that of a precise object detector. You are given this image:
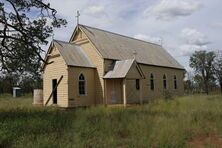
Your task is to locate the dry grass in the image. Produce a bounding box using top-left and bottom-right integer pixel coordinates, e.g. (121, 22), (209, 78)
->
(0, 94), (222, 147)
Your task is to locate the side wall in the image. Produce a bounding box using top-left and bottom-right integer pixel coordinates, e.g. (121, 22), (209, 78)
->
(68, 67), (95, 107)
(43, 47), (68, 107)
(104, 59), (184, 103)
(72, 29), (104, 104)
(140, 64), (184, 102)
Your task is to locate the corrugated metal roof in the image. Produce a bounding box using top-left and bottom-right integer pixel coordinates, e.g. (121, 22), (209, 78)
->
(53, 40), (95, 68)
(79, 24), (184, 70)
(104, 59), (135, 78)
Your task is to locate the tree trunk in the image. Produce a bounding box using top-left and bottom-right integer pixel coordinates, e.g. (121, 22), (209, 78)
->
(205, 80), (209, 95)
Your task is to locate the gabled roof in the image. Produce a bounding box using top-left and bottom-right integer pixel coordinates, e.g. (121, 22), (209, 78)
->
(103, 59), (145, 79)
(77, 24), (184, 70)
(46, 40), (95, 68)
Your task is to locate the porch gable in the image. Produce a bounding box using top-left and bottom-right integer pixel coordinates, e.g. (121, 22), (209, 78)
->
(103, 59), (145, 79)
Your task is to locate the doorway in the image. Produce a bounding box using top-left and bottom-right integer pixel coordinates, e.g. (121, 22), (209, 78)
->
(52, 79), (57, 104)
(106, 79), (122, 104)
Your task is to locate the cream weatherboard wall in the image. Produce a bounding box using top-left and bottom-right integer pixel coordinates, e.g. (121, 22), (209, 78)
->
(140, 64), (184, 102)
(72, 29), (105, 105)
(125, 65), (184, 103)
(68, 67), (95, 107)
(43, 46), (68, 107)
(104, 59), (184, 103)
(126, 80), (140, 103)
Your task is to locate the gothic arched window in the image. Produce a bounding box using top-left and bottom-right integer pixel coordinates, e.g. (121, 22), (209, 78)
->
(79, 74), (86, 95)
(174, 75), (177, 89)
(163, 74), (167, 89)
(150, 73), (154, 90)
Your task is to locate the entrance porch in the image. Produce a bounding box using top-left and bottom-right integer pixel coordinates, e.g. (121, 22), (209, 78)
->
(104, 78), (143, 106)
(103, 59), (145, 106)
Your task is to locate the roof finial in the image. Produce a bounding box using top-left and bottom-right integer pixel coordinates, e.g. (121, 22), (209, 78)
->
(133, 50), (137, 60)
(76, 10), (80, 25)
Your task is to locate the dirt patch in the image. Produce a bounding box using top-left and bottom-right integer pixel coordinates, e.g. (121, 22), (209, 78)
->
(187, 134), (222, 148)
(116, 129), (130, 139)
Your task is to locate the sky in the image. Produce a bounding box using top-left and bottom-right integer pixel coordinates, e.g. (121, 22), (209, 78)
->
(47, 0), (222, 71)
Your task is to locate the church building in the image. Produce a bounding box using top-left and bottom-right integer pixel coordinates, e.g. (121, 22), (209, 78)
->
(42, 24), (185, 107)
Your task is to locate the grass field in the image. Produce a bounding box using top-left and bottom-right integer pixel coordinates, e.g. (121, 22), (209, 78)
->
(0, 94), (222, 148)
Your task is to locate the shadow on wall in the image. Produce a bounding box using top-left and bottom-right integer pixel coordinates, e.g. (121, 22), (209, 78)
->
(95, 71), (103, 104)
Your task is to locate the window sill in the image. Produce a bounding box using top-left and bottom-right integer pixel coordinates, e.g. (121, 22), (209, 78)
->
(78, 94), (87, 97)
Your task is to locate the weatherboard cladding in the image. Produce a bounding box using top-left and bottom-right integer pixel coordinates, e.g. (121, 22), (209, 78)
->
(53, 40), (95, 68)
(79, 25), (184, 70)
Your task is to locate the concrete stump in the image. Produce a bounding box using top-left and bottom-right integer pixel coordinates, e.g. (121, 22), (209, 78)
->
(33, 89), (43, 105)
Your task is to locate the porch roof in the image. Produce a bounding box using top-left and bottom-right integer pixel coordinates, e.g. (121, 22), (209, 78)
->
(103, 59), (144, 79)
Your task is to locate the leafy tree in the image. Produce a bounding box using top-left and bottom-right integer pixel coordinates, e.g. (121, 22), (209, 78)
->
(190, 50), (216, 95)
(0, 0), (67, 74)
(184, 71), (195, 94)
(19, 74), (42, 93)
(0, 73), (18, 94)
(0, 72), (42, 94)
(213, 50), (222, 94)
(193, 74), (204, 93)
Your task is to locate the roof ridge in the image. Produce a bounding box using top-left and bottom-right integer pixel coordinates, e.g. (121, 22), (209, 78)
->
(53, 39), (67, 43)
(78, 24), (162, 47)
(53, 39), (77, 45)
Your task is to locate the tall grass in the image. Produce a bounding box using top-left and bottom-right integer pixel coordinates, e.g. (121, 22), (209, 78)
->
(0, 94), (222, 147)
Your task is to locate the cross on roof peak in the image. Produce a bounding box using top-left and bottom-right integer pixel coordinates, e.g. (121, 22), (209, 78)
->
(76, 10), (80, 25)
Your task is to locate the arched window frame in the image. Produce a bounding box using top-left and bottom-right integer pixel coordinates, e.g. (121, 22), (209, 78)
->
(78, 73), (87, 96)
(163, 74), (167, 89)
(150, 73), (155, 91)
(174, 75), (177, 89)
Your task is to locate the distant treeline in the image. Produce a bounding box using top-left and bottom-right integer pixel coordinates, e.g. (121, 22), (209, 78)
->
(0, 50), (221, 95)
(0, 74), (42, 94)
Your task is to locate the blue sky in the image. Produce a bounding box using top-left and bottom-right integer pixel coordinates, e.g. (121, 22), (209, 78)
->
(48, 0), (222, 71)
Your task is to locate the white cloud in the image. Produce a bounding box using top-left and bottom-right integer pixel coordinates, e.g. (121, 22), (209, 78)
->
(180, 28), (210, 46)
(134, 34), (162, 45)
(144, 0), (202, 20)
(81, 5), (113, 27)
(179, 44), (208, 56)
(210, 22), (222, 28)
(84, 5), (105, 17)
(179, 28), (210, 56)
(0, 24), (4, 30)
